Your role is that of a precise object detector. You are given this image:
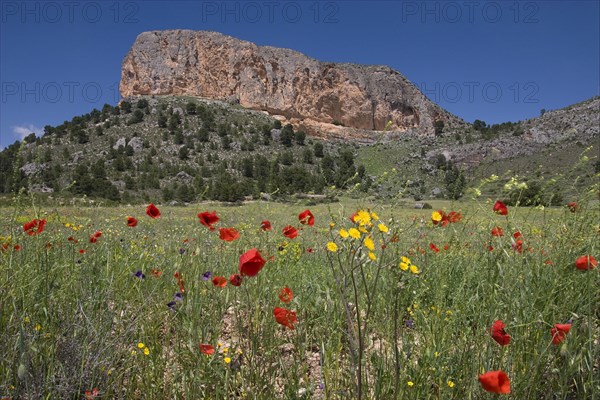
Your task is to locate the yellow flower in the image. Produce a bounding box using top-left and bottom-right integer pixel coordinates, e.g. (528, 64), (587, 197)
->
(131, 350), (137, 356)
(143, 347), (150, 356)
(431, 211), (442, 222)
(354, 210), (372, 226)
(222, 347), (229, 354)
(339, 229), (349, 238)
(224, 357), (231, 364)
(137, 342), (145, 349)
(447, 380), (455, 388)
(377, 223), (388, 233)
(370, 211), (379, 221)
(348, 228), (361, 239)
(329, 222), (335, 229)
(23, 316), (30, 323)
(401, 256), (410, 264)
(410, 265), (420, 274)
(407, 381), (414, 387)
(34, 324), (42, 331)
(364, 237), (375, 251)
(368, 252), (377, 261)
(399, 262), (409, 271)
(326, 242), (338, 252)
(434, 351), (440, 357)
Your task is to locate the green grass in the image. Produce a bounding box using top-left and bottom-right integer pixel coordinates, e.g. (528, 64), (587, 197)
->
(0, 196), (598, 399)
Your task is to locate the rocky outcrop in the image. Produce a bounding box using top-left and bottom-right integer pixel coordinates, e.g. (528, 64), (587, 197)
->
(120, 30), (463, 136)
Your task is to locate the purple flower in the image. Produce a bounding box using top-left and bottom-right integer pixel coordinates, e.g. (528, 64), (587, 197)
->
(174, 292), (183, 301)
(202, 271), (212, 280)
(405, 319), (414, 329)
(179, 248), (186, 255)
(167, 301), (177, 311)
(134, 270), (145, 279)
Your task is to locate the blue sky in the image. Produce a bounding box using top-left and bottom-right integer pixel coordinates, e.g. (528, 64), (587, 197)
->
(1, 0), (598, 148)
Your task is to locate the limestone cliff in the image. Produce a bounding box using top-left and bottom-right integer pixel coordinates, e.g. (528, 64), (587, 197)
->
(121, 30), (462, 136)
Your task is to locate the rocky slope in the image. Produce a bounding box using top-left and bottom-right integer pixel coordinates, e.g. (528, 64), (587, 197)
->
(120, 30), (463, 137)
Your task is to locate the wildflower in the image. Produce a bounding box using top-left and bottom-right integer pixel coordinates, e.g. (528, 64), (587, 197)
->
(197, 211), (219, 231)
(282, 225), (298, 239)
(429, 243), (440, 253)
(173, 293), (183, 302)
(407, 381), (414, 387)
(146, 203), (161, 219)
(431, 211), (442, 223)
(326, 242), (338, 252)
(202, 271), (212, 280)
(298, 209), (315, 226)
(89, 235), (98, 244)
(23, 219), (47, 236)
(150, 268), (162, 277)
(260, 220), (272, 231)
(278, 287), (293, 303)
(79, 249), (85, 254)
(167, 301), (177, 311)
(137, 342), (145, 349)
(219, 227), (240, 242)
(368, 252), (377, 261)
(447, 380), (455, 388)
(212, 276), (227, 287)
(273, 307), (297, 330)
(567, 202), (579, 212)
(133, 270), (145, 279)
(34, 324), (42, 331)
(127, 216), (138, 227)
(575, 255), (597, 270)
(174, 271), (185, 292)
(447, 211), (463, 223)
(179, 248), (186, 255)
(490, 320), (511, 346)
(551, 323), (571, 345)
(199, 344), (215, 355)
(339, 229), (349, 238)
(478, 370), (510, 394)
(364, 236), (375, 251)
(239, 248), (266, 277)
(229, 274), (242, 286)
(377, 223), (389, 233)
(410, 264), (420, 274)
(224, 357), (232, 364)
(143, 348), (150, 356)
(493, 201), (508, 216)
(84, 388), (100, 399)
(353, 210), (372, 226)
(512, 239), (523, 253)
(491, 227), (504, 237)
(348, 228), (361, 239)
(370, 211), (379, 220)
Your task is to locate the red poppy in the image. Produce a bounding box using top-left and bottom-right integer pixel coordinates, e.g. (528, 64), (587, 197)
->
(429, 243), (440, 253)
(273, 307), (297, 330)
(513, 231), (521, 239)
(512, 239), (523, 253)
(199, 344), (215, 355)
(575, 255), (597, 271)
(447, 211), (463, 223)
(146, 203), (161, 218)
(298, 209), (315, 226)
(68, 236), (77, 242)
(198, 211), (219, 231)
(261, 220), (272, 231)
(282, 225), (298, 239)
(84, 388), (100, 399)
(13, 244), (21, 251)
(229, 273), (242, 286)
(212, 276), (227, 287)
(350, 212), (358, 223)
(174, 271), (185, 293)
(479, 370), (510, 394)
(551, 323), (571, 345)
(567, 202), (579, 212)
(23, 219), (46, 236)
(151, 268), (163, 277)
(493, 201), (508, 216)
(93, 231), (102, 238)
(79, 249), (86, 254)
(127, 216), (138, 227)
(443, 244), (449, 251)
(239, 248), (266, 277)
(487, 245), (494, 252)
(278, 287), (293, 303)
(491, 227), (504, 237)
(432, 210), (449, 227)
(89, 236), (98, 244)
(490, 320), (511, 346)
(218, 227), (240, 242)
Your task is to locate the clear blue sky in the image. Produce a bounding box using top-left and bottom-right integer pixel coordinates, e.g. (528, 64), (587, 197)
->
(1, 0), (598, 148)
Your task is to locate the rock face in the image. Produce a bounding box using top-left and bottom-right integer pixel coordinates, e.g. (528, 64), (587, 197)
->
(121, 30), (462, 136)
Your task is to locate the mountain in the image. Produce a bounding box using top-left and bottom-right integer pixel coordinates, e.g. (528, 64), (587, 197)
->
(120, 30), (464, 138)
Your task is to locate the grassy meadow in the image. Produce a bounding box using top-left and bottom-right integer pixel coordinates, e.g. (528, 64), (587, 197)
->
(0, 195), (598, 399)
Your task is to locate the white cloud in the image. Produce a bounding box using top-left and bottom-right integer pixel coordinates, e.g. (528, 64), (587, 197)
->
(12, 124), (43, 140)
